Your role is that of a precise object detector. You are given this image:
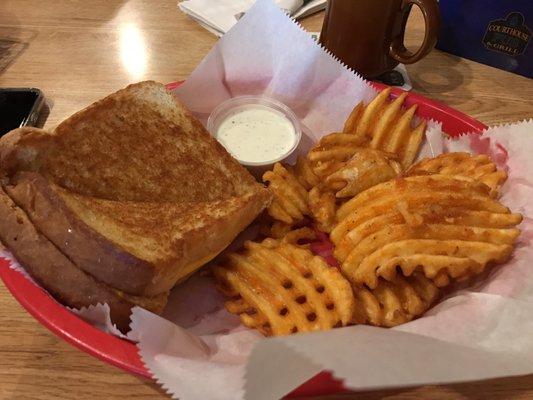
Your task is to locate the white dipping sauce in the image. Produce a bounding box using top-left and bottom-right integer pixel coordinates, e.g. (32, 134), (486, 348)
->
(216, 106), (296, 164)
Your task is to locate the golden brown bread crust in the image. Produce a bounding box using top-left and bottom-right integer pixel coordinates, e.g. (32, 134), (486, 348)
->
(0, 127), (52, 179)
(6, 172), (155, 294)
(7, 172), (271, 296)
(0, 81), (264, 202)
(0, 186), (167, 332)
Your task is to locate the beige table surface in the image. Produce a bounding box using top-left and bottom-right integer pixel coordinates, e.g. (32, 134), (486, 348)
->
(1, 1), (532, 399)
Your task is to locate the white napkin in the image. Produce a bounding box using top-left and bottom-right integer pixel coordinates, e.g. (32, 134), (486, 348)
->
(178, 0), (326, 36)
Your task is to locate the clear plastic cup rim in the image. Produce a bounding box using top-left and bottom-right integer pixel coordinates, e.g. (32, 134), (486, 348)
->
(207, 95), (302, 167)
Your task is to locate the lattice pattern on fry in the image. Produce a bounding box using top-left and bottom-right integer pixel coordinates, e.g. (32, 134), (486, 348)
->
(307, 133), (364, 178)
(294, 156), (321, 190)
(349, 88), (392, 141)
(325, 148), (402, 198)
(407, 152), (507, 197)
(259, 221), (292, 239)
(352, 274), (440, 327)
(331, 175), (521, 288)
(213, 240), (355, 336)
(342, 88), (426, 168)
(263, 163), (309, 225)
(346, 229), (517, 288)
(336, 174), (495, 221)
(333, 206), (522, 263)
(280, 227), (317, 245)
(342, 102), (365, 135)
(309, 187), (337, 233)
(307, 88), (425, 188)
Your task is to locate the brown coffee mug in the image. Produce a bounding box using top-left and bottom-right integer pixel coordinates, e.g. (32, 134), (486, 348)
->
(319, 0), (441, 78)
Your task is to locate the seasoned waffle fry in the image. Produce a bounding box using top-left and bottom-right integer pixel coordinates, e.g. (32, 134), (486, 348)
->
(341, 88), (426, 167)
(356, 240), (512, 288)
(213, 240), (355, 336)
(263, 163), (309, 225)
(280, 227), (316, 245)
(294, 156), (321, 190)
(330, 174), (521, 288)
(352, 274), (439, 327)
(309, 187), (337, 233)
(325, 148), (401, 198)
(260, 221), (293, 239)
(215, 90), (522, 335)
(342, 224), (518, 288)
(368, 92), (408, 148)
(308, 88), (425, 185)
(336, 175), (494, 221)
(333, 206), (522, 262)
(407, 152), (507, 197)
(342, 102), (365, 134)
(354, 88), (392, 142)
(309, 133), (364, 162)
(333, 192), (512, 249)
(307, 133), (364, 178)
(398, 119), (426, 168)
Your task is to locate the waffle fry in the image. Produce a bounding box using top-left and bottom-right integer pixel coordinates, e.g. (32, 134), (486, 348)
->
(259, 221), (293, 239)
(263, 163), (309, 225)
(307, 133), (364, 178)
(368, 93), (409, 148)
(294, 156), (321, 190)
(308, 88), (425, 183)
(407, 152), (507, 197)
(343, 224), (518, 288)
(333, 193), (512, 254)
(342, 102), (365, 134)
(352, 273), (439, 327)
(378, 104), (426, 168)
(309, 187), (337, 233)
(325, 148), (401, 198)
(336, 175), (495, 221)
(330, 175), (521, 288)
(280, 227), (317, 245)
(213, 240), (355, 336)
(353, 88), (392, 141)
(342, 88), (426, 168)
(333, 206), (522, 262)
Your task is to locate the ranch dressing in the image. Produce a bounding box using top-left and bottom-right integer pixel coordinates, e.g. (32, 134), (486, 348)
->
(216, 106), (296, 164)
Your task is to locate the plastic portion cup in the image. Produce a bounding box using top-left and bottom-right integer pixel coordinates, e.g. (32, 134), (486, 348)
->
(207, 96), (301, 178)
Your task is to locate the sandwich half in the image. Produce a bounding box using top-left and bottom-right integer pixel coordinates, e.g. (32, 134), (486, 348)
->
(6, 171), (268, 295)
(0, 81), (271, 310)
(0, 185), (167, 331)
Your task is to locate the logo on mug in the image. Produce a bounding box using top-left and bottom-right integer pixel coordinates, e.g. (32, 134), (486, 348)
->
(482, 12), (531, 56)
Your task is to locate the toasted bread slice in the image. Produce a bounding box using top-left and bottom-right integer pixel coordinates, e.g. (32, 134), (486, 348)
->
(0, 81), (271, 296)
(7, 172), (268, 296)
(0, 81), (266, 203)
(0, 186), (167, 331)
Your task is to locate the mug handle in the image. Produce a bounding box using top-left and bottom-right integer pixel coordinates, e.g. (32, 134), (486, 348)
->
(389, 0), (441, 64)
